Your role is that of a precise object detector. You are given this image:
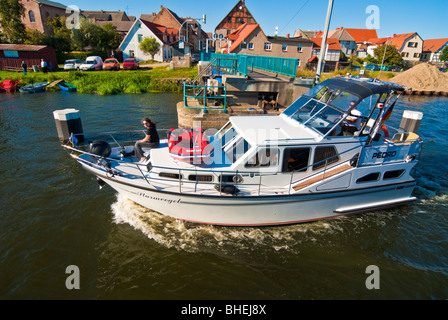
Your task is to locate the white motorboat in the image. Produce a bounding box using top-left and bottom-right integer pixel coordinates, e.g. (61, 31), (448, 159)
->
(58, 77), (424, 226)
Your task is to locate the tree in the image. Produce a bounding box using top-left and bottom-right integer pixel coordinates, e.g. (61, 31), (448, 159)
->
(440, 46), (448, 64)
(0, 0), (27, 43)
(139, 37), (160, 60)
(373, 44), (403, 66)
(98, 23), (121, 56)
(70, 17), (103, 51)
(43, 16), (71, 53)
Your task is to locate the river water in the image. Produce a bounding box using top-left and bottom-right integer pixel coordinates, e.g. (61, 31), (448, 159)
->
(0, 91), (447, 301)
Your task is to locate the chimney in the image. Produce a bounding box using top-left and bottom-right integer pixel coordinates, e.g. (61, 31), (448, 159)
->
(286, 33), (290, 38)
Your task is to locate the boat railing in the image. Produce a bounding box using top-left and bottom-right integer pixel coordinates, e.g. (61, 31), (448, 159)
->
(183, 83), (228, 113)
(62, 128), (422, 196)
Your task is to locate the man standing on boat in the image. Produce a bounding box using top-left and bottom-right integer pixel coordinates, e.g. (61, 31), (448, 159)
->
(132, 118), (160, 163)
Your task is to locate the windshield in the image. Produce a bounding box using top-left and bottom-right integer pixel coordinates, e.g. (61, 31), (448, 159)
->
(104, 59), (115, 63)
(124, 59), (134, 62)
(84, 60), (95, 64)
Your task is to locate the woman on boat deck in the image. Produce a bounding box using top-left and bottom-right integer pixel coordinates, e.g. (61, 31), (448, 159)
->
(133, 117), (159, 163)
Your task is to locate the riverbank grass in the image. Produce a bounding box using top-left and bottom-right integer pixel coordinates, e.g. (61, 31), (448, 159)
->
(0, 66), (198, 95)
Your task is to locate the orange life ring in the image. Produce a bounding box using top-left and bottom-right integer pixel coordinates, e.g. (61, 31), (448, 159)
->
(381, 125), (389, 138)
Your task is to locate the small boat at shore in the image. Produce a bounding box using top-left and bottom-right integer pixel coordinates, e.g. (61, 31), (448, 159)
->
(58, 81), (77, 92)
(19, 82), (49, 93)
(0, 79), (20, 92)
(58, 77), (424, 226)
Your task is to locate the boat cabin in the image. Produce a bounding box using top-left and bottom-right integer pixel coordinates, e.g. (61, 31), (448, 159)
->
(148, 77), (414, 193)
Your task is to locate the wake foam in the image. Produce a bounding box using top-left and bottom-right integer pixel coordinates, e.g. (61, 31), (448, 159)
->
(109, 194), (401, 253)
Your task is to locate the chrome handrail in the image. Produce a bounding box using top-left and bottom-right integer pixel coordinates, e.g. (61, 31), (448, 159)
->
(63, 129), (422, 196)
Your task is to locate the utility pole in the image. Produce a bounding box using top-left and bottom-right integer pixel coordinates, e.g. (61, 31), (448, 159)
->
(315, 0), (334, 85)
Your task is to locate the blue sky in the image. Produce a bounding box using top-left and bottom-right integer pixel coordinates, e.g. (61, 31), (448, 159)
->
(68, 0), (447, 40)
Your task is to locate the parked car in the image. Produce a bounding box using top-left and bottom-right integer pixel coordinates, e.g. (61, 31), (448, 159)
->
(63, 59), (83, 71)
(123, 58), (139, 70)
(350, 65), (361, 71)
(439, 67), (447, 73)
(389, 66), (402, 72)
(365, 64), (380, 71)
(378, 65), (390, 71)
(103, 58), (120, 71)
(79, 56), (103, 71)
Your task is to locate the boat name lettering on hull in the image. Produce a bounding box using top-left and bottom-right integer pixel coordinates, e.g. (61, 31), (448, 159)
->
(372, 151), (397, 159)
(137, 192), (181, 204)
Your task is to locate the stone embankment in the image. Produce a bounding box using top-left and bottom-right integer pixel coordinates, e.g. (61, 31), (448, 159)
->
(390, 63), (448, 96)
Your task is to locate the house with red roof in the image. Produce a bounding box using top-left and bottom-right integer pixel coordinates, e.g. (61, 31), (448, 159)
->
(119, 18), (178, 62)
(342, 28), (378, 58)
(421, 38), (448, 64)
(222, 23), (313, 68)
(214, 0), (257, 53)
(309, 36), (342, 71)
(367, 32), (423, 64)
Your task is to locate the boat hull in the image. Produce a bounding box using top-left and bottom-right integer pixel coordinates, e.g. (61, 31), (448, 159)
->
(19, 82), (49, 93)
(58, 82), (77, 92)
(90, 166), (416, 226)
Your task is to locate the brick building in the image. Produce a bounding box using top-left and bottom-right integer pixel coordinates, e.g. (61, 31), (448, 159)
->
(214, 0), (257, 52)
(18, 0), (68, 34)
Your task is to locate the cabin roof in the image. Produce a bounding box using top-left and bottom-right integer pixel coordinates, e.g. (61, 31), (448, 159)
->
(230, 115), (318, 146)
(319, 77), (407, 99)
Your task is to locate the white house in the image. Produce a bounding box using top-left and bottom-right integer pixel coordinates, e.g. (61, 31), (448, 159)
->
(119, 18), (177, 62)
(421, 38), (448, 64)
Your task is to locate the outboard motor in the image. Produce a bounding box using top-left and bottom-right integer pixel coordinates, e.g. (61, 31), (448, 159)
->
(89, 140), (111, 157)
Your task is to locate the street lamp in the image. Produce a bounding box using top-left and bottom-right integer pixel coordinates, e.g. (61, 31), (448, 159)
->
(178, 15), (206, 43)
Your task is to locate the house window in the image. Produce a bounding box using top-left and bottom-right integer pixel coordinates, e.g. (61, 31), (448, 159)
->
(29, 10), (35, 23)
(282, 44), (288, 52)
(138, 34), (143, 43)
(413, 52), (421, 58)
(248, 43), (254, 50)
(297, 45), (303, 52)
(264, 42), (272, 51)
(407, 42), (418, 48)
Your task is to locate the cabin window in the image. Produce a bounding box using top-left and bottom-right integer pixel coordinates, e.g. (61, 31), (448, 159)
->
(245, 148), (279, 168)
(159, 172), (182, 180)
(383, 169), (405, 180)
(356, 94), (380, 117)
(282, 148), (311, 172)
(356, 172), (380, 183)
(219, 174), (243, 183)
(188, 174), (213, 182)
(225, 136), (251, 163)
(330, 91), (360, 111)
(313, 146), (339, 171)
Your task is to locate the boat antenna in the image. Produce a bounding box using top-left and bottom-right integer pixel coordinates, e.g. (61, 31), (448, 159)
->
(315, 0), (334, 85)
